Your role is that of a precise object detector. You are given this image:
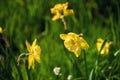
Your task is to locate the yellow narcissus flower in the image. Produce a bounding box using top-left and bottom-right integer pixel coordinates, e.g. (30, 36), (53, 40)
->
(50, 2), (74, 21)
(26, 39), (41, 69)
(60, 32), (89, 57)
(96, 38), (110, 55)
(0, 27), (3, 33)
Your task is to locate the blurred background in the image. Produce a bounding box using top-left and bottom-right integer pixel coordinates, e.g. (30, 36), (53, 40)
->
(0, 0), (120, 80)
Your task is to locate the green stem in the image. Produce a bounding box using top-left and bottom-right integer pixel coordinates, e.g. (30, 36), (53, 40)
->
(95, 40), (107, 80)
(83, 50), (88, 80)
(26, 60), (31, 80)
(63, 47), (82, 78)
(110, 16), (116, 43)
(95, 53), (99, 80)
(61, 15), (67, 30)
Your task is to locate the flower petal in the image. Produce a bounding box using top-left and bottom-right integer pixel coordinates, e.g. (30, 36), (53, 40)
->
(79, 37), (89, 50)
(52, 12), (61, 21)
(34, 45), (41, 63)
(63, 2), (68, 10)
(74, 47), (81, 57)
(60, 34), (68, 40)
(25, 41), (31, 53)
(63, 9), (74, 16)
(28, 54), (34, 69)
(32, 39), (37, 48)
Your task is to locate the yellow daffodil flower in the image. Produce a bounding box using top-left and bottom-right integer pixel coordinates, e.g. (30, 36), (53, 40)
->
(60, 32), (89, 57)
(96, 38), (110, 55)
(50, 2), (74, 21)
(0, 27), (3, 33)
(26, 39), (41, 69)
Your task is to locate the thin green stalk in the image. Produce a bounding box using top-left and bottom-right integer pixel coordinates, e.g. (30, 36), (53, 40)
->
(110, 16), (116, 44)
(55, 75), (61, 80)
(63, 47), (82, 78)
(94, 52), (99, 80)
(26, 60), (31, 80)
(61, 15), (67, 30)
(83, 50), (88, 80)
(95, 40), (107, 80)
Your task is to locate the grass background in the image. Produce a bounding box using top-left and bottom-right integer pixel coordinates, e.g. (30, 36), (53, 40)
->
(0, 0), (120, 80)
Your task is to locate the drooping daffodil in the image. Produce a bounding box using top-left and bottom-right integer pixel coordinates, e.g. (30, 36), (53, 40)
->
(50, 2), (74, 21)
(60, 32), (89, 57)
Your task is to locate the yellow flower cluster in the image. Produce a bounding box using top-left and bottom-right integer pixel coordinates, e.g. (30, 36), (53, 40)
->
(96, 38), (110, 55)
(16, 2), (111, 70)
(50, 2), (74, 21)
(60, 32), (89, 57)
(25, 39), (41, 69)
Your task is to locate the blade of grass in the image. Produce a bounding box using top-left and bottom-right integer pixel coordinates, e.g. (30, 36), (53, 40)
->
(89, 68), (95, 80)
(25, 60), (31, 80)
(83, 50), (88, 80)
(95, 39), (107, 80)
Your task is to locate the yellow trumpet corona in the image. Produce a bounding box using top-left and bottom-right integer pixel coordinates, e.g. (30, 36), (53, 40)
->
(60, 32), (89, 57)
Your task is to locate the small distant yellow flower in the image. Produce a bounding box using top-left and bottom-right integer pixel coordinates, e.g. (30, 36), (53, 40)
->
(60, 32), (89, 57)
(26, 39), (41, 69)
(96, 38), (110, 55)
(50, 2), (74, 21)
(0, 27), (3, 33)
